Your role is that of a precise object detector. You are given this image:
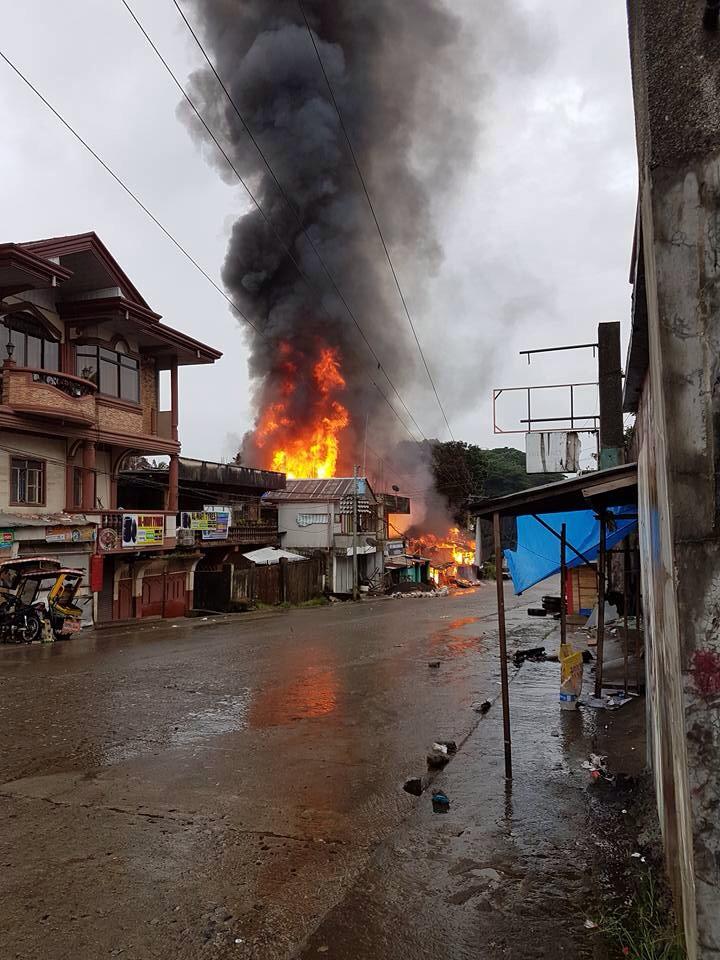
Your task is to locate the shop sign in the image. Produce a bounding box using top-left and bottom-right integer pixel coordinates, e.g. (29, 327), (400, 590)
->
(201, 505), (232, 541)
(0, 530), (13, 550)
(122, 513), (165, 548)
(45, 524), (96, 544)
(189, 512), (212, 531)
(384, 539), (405, 557)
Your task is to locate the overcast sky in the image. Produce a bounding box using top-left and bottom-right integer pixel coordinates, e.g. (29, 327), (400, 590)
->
(0, 1), (637, 475)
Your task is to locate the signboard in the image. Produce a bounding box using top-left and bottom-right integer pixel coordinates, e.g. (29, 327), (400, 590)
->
(201, 505), (231, 541)
(0, 530), (13, 550)
(526, 430), (597, 474)
(189, 512), (212, 531)
(121, 513), (165, 548)
(382, 494), (411, 515)
(384, 539), (405, 557)
(45, 524), (96, 544)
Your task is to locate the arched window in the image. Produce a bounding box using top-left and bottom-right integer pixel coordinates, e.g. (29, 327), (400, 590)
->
(75, 340), (140, 402)
(0, 315), (59, 371)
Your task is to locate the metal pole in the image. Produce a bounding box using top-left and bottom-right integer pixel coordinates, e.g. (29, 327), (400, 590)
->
(594, 511), (607, 699)
(623, 537), (630, 694)
(560, 522), (567, 648)
(493, 512), (512, 780)
(475, 515), (482, 569)
(352, 464), (359, 601)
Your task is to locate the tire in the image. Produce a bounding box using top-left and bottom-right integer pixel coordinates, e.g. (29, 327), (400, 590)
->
(20, 613), (42, 643)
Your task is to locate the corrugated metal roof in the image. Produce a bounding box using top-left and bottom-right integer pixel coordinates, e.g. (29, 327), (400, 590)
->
(265, 478), (376, 503)
(242, 547), (306, 565)
(0, 512), (91, 528)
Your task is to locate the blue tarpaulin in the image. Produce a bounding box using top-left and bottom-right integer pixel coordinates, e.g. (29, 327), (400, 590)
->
(504, 507), (637, 594)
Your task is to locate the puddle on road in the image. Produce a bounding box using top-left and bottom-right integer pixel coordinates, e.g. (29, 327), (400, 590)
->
(430, 616), (486, 659)
(102, 692), (252, 764)
(169, 694), (252, 746)
(249, 667), (339, 728)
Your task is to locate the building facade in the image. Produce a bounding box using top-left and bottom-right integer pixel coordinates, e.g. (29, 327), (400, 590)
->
(265, 477), (385, 594)
(624, 5), (720, 956)
(117, 458), (285, 616)
(0, 232), (220, 623)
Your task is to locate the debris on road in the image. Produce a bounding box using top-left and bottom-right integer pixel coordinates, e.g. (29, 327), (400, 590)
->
(475, 699), (492, 715)
(581, 753), (615, 783)
(403, 777), (424, 796)
(513, 646), (546, 666)
(428, 660), (441, 669)
(427, 743), (450, 769)
(431, 791), (450, 813)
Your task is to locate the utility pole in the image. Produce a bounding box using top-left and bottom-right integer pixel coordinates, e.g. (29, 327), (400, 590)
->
(352, 464), (359, 601)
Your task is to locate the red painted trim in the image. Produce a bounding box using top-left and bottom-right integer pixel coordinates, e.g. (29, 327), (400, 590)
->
(0, 408), (181, 453)
(20, 232), (149, 308)
(59, 297), (160, 325)
(0, 243), (73, 285)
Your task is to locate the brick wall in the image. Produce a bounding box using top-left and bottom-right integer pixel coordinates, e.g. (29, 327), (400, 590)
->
(140, 358), (157, 435)
(97, 399), (144, 436)
(4, 368), (96, 422)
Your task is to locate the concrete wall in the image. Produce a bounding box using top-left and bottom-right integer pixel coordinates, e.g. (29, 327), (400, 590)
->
(0, 434), (67, 513)
(628, 2), (720, 954)
(278, 502), (335, 550)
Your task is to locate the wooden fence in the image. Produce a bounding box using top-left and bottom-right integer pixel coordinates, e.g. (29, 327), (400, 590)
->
(231, 556), (325, 607)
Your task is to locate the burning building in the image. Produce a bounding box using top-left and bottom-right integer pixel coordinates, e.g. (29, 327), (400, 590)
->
(407, 527), (478, 585)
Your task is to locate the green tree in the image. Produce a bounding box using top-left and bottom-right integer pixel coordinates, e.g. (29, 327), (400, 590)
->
(431, 441), (563, 525)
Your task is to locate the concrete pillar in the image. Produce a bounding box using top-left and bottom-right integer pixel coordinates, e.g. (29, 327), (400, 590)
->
(167, 454), (179, 513)
(81, 441), (96, 512)
(170, 359), (179, 443)
(598, 321), (624, 469)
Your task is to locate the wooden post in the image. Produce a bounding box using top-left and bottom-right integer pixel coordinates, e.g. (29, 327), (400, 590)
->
(352, 465), (359, 601)
(623, 537), (630, 694)
(167, 454), (179, 513)
(594, 511), (607, 699)
(635, 546), (642, 691)
(560, 522), (567, 648)
(493, 511), (512, 780)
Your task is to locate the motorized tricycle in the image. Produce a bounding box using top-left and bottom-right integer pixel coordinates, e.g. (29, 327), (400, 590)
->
(0, 567), (83, 643)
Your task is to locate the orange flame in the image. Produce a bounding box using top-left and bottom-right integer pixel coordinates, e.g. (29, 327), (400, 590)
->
(408, 527), (476, 569)
(255, 343), (349, 479)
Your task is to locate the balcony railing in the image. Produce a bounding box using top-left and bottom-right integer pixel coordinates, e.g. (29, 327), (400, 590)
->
(1, 364), (97, 425)
(193, 522), (279, 547)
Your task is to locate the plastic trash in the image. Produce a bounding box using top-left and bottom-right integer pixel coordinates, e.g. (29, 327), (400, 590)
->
(431, 791), (450, 813)
(559, 643), (584, 710)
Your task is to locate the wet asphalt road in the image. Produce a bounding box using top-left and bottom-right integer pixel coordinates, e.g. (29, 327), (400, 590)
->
(0, 585), (535, 960)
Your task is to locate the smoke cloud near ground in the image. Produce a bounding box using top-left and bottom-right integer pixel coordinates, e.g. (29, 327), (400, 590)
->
(181, 0), (550, 516)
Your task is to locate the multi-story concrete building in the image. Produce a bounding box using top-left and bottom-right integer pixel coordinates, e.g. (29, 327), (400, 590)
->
(0, 232), (220, 622)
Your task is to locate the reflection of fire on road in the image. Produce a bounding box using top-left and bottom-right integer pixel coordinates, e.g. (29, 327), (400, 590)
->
(406, 527), (477, 585)
(249, 666), (338, 728)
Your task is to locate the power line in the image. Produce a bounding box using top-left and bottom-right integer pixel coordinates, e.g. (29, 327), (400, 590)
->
(0, 44), (423, 449)
(122, 0), (429, 446)
(0, 50), (263, 340)
(297, 0), (455, 442)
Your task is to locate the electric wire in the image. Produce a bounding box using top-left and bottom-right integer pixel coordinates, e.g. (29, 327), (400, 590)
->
(0, 50), (263, 339)
(0, 44), (424, 450)
(297, 0), (456, 442)
(121, 0), (428, 446)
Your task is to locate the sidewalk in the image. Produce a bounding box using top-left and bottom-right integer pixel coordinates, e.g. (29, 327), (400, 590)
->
(295, 620), (646, 960)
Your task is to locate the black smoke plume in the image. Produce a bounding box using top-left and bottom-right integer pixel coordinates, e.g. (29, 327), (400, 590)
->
(181, 0), (480, 476)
